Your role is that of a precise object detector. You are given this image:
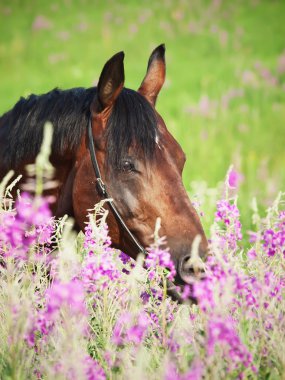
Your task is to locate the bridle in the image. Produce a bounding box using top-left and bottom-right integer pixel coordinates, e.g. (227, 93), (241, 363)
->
(87, 117), (184, 303)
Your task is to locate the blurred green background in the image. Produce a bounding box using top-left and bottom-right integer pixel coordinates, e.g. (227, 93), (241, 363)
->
(0, 0), (285, 232)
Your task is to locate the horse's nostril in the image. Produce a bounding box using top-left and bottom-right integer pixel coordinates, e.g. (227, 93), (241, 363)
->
(184, 265), (195, 276)
(179, 254), (205, 282)
(181, 255), (193, 271)
(181, 255), (191, 265)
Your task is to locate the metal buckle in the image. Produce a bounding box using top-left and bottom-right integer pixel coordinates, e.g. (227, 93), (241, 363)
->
(96, 177), (107, 196)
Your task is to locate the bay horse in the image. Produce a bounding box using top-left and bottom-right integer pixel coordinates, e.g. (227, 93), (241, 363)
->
(0, 44), (207, 295)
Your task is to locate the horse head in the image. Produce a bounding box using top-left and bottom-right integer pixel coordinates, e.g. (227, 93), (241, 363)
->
(73, 45), (208, 289)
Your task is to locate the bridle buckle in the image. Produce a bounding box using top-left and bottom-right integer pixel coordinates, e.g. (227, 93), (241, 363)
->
(96, 177), (107, 196)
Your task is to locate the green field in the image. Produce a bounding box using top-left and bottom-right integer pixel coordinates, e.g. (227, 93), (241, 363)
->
(0, 0), (285, 232)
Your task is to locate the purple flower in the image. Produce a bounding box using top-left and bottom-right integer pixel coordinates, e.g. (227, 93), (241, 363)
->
(119, 251), (131, 264)
(207, 316), (253, 369)
(0, 193), (52, 261)
(84, 356), (106, 380)
(32, 15), (53, 31)
(185, 360), (203, 380)
(167, 334), (180, 353)
(164, 363), (182, 380)
(247, 248), (257, 260)
(215, 199), (240, 226)
(140, 291), (151, 304)
(164, 360), (203, 380)
(112, 312), (131, 346)
(36, 220), (54, 244)
(262, 214), (285, 257)
(215, 199), (242, 251)
(45, 280), (86, 317)
(81, 251), (121, 292)
(81, 220), (121, 292)
(112, 311), (150, 347)
(248, 231), (258, 243)
(26, 280), (86, 346)
(228, 168), (243, 189)
(145, 236), (176, 281)
(193, 278), (215, 312)
(181, 284), (191, 300)
(84, 221), (112, 253)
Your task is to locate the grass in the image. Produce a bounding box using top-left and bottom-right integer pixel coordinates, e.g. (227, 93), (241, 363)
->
(0, 0), (285, 228)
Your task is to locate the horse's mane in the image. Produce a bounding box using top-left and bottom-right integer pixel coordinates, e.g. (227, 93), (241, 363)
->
(0, 87), (157, 169)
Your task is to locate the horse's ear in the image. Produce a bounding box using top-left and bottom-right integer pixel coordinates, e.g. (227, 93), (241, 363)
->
(138, 44), (166, 106)
(92, 51), (125, 113)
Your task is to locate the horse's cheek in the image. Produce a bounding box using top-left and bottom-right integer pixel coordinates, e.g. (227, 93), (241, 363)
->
(72, 165), (96, 230)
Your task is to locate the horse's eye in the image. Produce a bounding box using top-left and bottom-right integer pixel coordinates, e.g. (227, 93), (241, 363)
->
(121, 160), (134, 172)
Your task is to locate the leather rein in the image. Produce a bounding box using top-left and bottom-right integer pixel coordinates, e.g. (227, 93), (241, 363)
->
(87, 117), (184, 303)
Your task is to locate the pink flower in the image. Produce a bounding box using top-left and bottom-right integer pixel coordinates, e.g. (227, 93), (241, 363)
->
(228, 168), (243, 189)
(145, 236), (176, 281)
(181, 284), (191, 300)
(215, 199), (242, 251)
(112, 311), (150, 347)
(81, 251), (121, 292)
(32, 15), (53, 31)
(247, 249), (257, 260)
(45, 280), (86, 317)
(193, 278), (215, 312)
(0, 193), (53, 261)
(81, 220), (121, 292)
(207, 316), (253, 369)
(84, 356), (106, 380)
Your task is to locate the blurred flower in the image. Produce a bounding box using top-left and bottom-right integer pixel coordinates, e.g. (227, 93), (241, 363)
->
(228, 168), (243, 189)
(138, 9), (152, 24)
(219, 30), (228, 47)
(164, 363), (182, 380)
(112, 311), (150, 347)
(129, 24), (138, 34)
(84, 356), (106, 380)
(207, 316), (253, 369)
(241, 70), (258, 86)
(248, 231), (258, 243)
(181, 284), (191, 300)
(57, 31), (70, 41)
(193, 278), (215, 312)
(247, 248), (257, 260)
(45, 280), (86, 317)
(220, 88), (244, 110)
(164, 360), (203, 380)
(76, 21), (89, 32)
(146, 236), (176, 281)
(32, 15), (53, 31)
(0, 193), (53, 260)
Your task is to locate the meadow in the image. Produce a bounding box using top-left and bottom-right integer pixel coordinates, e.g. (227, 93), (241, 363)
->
(1, 0), (285, 231)
(0, 0), (285, 379)
(0, 130), (284, 379)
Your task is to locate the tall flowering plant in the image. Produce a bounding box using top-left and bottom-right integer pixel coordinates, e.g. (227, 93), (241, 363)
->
(0, 154), (285, 379)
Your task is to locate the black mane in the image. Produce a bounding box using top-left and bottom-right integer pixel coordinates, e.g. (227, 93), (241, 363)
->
(0, 87), (157, 169)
